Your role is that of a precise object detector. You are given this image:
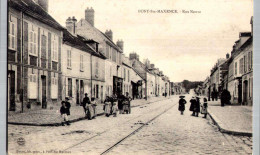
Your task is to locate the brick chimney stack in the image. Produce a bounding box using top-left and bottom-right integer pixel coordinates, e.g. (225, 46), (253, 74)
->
(66, 16), (77, 35)
(105, 30), (113, 41)
(116, 40), (124, 52)
(85, 7), (94, 26)
(129, 53), (139, 61)
(226, 53), (230, 59)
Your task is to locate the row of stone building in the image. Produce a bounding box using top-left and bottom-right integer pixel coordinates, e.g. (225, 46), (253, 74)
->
(202, 17), (253, 106)
(7, 0), (173, 112)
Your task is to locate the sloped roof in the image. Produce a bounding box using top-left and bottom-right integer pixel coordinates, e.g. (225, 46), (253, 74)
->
(63, 30), (97, 55)
(99, 30), (123, 53)
(76, 34), (106, 59)
(9, 0), (65, 31)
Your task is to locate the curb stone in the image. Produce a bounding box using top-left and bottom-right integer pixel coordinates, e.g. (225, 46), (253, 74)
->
(8, 98), (171, 126)
(207, 108), (252, 137)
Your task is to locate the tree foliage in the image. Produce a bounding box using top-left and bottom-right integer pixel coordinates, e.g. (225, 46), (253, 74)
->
(181, 80), (203, 93)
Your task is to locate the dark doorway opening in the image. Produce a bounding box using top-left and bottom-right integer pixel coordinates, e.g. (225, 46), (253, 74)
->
(41, 75), (47, 109)
(8, 71), (16, 111)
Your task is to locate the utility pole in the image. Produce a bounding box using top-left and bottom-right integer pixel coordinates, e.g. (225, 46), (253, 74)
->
(145, 72), (147, 100)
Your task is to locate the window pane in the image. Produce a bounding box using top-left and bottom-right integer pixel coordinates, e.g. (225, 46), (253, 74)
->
(30, 32), (32, 42)
(12, 24), (14, 35)
(12, 37), (15, 49)
(34, 44), (36, 54)
(8, 23), (10, 35)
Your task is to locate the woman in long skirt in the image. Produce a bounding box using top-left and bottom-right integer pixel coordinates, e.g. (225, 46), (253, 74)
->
(91, 97), (97, 119)
(189, 96), (196, 116)
(104, 96), (111, 117)
(86, 103), (94, 120)
(112, 99), (118, 117)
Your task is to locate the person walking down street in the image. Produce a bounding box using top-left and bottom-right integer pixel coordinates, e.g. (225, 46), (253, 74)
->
(60, 102), (68, 126)
(201, 98), (208, 118)
(194, 97), (201, 117)
(125, 92), (132, 114)
(91, 97), (97, 119)
(60, 97), (71, 126)
(82, 93), (90, 115)
(211, 92), (215, 101)
(189, 96), (196, 116)
(118, 93), (125, 114)
(178, 96), (187, 115)
(221, 89), (231, 107)
(104, 96), (112, 117)
(112, 98), (118, 117)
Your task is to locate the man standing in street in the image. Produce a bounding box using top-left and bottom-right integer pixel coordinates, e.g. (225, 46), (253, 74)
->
(220, 89), (231, 107)
(125, 92), (132, 114)
(82, 93), (90, 115)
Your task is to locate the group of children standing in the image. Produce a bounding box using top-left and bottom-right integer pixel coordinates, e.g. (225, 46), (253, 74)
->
(178, 95), (208, 118)
(60, 92), (133, 126)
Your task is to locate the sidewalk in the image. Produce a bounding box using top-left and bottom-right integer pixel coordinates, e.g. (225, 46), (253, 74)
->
(8, 96), (170, 126)
(207, 100), (252, 137)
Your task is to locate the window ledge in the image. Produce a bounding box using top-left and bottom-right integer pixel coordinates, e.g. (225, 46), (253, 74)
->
(67, 67), (72, 70)
(80, 69), (84, 72)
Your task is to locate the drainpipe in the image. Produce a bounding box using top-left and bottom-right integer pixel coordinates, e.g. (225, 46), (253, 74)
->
(21, 12), (24, 113)
(90, 55), (93, 98)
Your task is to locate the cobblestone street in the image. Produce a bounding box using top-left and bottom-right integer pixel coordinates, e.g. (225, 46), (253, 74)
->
(8, 95), (252, 155)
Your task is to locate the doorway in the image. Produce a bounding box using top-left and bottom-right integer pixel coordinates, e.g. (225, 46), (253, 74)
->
(76, 79), (79, 105)
(96, 85), (99, 98)
(101, 86), (103, 102)
(80, 80), (84, 104)
(238, 79), (242, 105)
(41, 75), (47, 109)
(243, 80), (248, 105)
(8, 71), (15, 111)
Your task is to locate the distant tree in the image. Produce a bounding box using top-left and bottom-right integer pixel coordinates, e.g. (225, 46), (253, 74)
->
(181, 80), (203, 93)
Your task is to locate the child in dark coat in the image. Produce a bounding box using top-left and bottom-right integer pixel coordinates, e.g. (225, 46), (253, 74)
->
(178, 96), (187, 115)
(60, 101), (69, 126)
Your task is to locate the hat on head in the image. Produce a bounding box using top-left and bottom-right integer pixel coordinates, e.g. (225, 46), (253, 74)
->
(179, 96), (185, 98)
(85, 93), (88, 95)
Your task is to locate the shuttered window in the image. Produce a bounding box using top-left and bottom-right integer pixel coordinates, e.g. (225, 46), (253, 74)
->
(29, 24), (37, 56)
(67, 50), (71, 68)
(8, 15), (16, 50)
(80, 54), (84, 71)
(95, 61), (99, 76)
(244, 55), (247, 73)
(239, 58), (243, 74)
(52, 35), (58, 61)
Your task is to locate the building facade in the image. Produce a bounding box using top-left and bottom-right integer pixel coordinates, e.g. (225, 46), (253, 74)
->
(8, 0), (64, 112)
(76, 8), (124, 98)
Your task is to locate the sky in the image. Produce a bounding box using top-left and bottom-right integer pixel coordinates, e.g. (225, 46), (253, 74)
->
(49, 0), (253, 82)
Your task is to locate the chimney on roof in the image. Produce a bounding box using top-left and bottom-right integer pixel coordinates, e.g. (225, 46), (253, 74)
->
(85, 7), (94, 26)
(116, 40), (124, 52)
(105, 30), (113, 41)
(226, 53), (230, 59)
(38, 0), (49, 12)
(129, 53), (139, 61)
(150, 64), (155, 69)
(66, 16), (77, 35)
